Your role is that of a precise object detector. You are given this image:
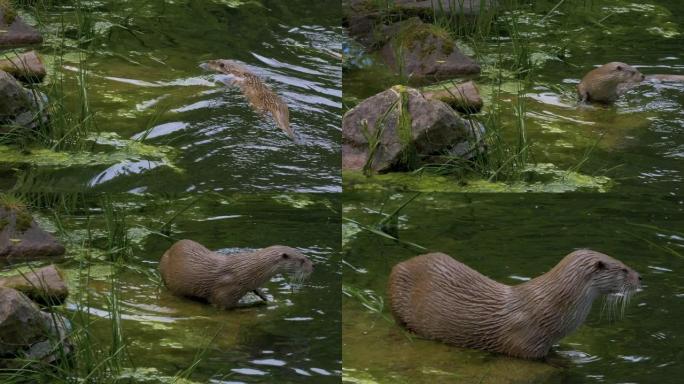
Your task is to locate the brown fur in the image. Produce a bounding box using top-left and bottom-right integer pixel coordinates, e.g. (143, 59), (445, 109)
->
(201, 59), (295, 141)
(388, 249), (640, 359)
(159, 239), (313, 309)
(577, 62), (645, 103)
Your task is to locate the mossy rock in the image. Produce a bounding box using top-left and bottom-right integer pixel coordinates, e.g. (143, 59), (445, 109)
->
(0, 204), (65, 261)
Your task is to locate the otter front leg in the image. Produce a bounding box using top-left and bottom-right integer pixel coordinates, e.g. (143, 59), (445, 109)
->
(209, 276), (242, 310)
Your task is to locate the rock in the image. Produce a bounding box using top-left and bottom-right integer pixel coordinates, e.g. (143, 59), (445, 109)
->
(0, 287), (71, 367)
(422, 81), (483, 113)
(379, 18), (480, 81)
(0, 207), (65, 261)
(0, 69), (49, 132)
(0, 8), (43, 48)
(0, 287), (49, 356)
(343, 85), (484, 173)
(0, 51), (46, 82)
(0, 265), (68, 305)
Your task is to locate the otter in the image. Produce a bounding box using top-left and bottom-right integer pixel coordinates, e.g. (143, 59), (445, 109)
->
(200, 59), (296, 142)
(577, 62), (645, 104)
(388, 249), (640, 359)
(159, 239), (313, 309)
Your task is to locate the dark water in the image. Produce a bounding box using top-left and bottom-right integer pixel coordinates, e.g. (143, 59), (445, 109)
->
(343, 0), (684, 195)
(1, 193), (341, 383)
(1, 0), (341, 193)
(343, 192), (684, 383)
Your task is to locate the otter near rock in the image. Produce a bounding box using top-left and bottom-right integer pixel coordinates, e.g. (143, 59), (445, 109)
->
(577, 62), (645, 104)
(200, 59), (296, 142)
(388, 249), (640, 359)
(159, 239), (313, 309)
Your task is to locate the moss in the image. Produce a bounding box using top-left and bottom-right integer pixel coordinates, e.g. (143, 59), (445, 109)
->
(395, 19), (455, 56)
(0, 0), (16, 25)
(0, 193), (33, 233)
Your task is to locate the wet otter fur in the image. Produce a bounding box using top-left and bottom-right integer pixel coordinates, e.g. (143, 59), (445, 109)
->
(577, 62), (645, 104)
(388, 249), (640, 359)
(200, 59), (295, 142)
(160, 239), (313, 309)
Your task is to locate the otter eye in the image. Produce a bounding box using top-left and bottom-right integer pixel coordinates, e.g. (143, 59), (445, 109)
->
(219, 62), (225, 68)
(595, 260), (606, 270)
(281, 253), (289, 259)
(616, 65), (623, 71)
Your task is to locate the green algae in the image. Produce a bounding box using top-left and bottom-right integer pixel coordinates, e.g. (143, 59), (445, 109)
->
(343, 164), (612, 193)
(0, 132), (179, 170)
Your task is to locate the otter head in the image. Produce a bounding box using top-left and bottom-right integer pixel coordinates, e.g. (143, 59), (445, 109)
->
(199, 59), (248, 75)
(568, 249), (641, 296)
(603, 62), (645, 84)
(262, 245), (314, 282)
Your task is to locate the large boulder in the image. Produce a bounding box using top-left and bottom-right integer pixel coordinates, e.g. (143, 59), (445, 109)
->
(343, 85), (484, 173)
(378, 18), (480, 81)
(0, 8), (43, 48)
(0, 70), (48, 131)
(0, 265), (68, 305)
(0, 207), (66, 261)
(0, 287), (71, 367)
(0, 51), (46, 82)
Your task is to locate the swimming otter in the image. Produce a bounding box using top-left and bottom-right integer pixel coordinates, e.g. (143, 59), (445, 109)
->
(200, 59), (295, 141)
(159, 239), (313, 309)
(388, 249), (640, 359)
(577, 62), (645, 104)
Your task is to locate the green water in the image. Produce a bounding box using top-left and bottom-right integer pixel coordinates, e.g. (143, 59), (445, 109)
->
(343, 0), (684, 195)
(1, 0), (342, 193)
(342, 192), (683, 383)
(1, 193), (341, 383)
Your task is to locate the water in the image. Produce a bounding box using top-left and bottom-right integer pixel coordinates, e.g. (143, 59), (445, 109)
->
(342, 192), (683, 383)
(343, 0), (684, 195)
(1, 0), (342, 193)
(1, 193), (341, 383)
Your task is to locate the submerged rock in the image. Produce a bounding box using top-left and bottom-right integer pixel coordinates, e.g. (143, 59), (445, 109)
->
(378, 18), (480, 80)
(0, 287), (71, 367)
(0, 265), (68, 305)
(342, 85), (484, 173)
(422, 80), (483, 113)
(0, 9), (43, 48)
(0, 51), (46, 82)
(0, 207), (66, 261)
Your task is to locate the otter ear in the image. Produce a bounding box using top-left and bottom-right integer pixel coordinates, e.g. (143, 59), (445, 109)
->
(595, 260), (606, 270)
(616, 65), (623, 71)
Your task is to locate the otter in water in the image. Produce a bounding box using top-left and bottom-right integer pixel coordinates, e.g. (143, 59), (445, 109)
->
(200, 59), (295, 141)
(388, 249), (640, 359)
(159, 239), (313, 309)
(577, 62), (645, 104)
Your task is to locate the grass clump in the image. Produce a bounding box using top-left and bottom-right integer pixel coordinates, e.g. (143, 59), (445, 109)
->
(0, 0), (16, 24)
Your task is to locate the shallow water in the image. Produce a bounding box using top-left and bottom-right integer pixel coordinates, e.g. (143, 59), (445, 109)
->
(1, 193), (341, 383)
(342, 192), (684, 383)
(343, 0), (684, 194)
(1, 0), (342, 193)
